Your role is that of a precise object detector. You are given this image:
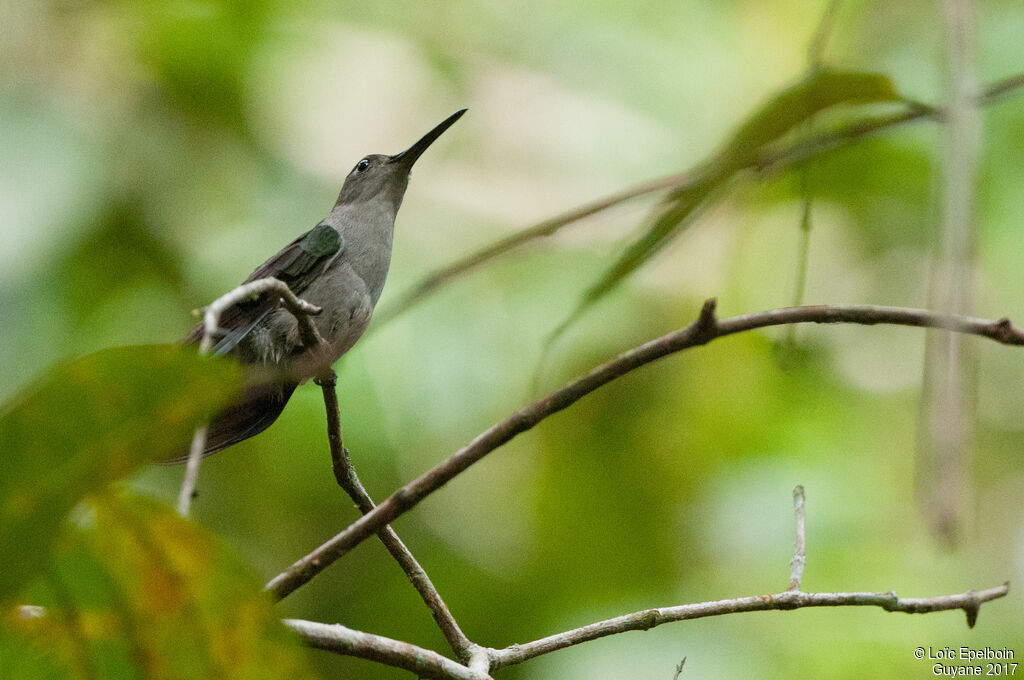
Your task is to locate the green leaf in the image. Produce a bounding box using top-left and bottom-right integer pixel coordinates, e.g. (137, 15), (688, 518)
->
(0, 625), (76, 680)
(3, 494), (318, 680)
(718, 70), (899, 168)
(0, 345), (241, 603)
(566, 69), (900, 328)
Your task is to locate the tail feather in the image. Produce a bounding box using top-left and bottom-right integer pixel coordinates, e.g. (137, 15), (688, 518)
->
(158, 380), (298, 464)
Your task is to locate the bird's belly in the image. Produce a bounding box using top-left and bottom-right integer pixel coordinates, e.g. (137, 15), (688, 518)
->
(318, 301), (373, 361)
(300, 263), (376, 364)
(250, 259), (379, 379)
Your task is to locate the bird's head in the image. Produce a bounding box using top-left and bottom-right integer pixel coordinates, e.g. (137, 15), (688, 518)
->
(334, 109), (466, 211)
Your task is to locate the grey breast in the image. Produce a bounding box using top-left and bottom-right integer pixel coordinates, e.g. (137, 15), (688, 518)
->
(262, 197), (397, 374)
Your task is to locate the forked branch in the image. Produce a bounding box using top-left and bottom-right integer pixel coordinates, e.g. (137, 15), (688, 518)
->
(284, 619), (492, 680)
(315, 370), (474, 661)
(289, 486), (1008, 678)
(266, 300), (1024, 598)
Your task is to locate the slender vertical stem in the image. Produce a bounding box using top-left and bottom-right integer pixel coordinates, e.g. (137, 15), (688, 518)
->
(786, 0), (840, 345)
(316, 371), (475, 662)
(178, 300), (220, 517)
(788, 173), (814, 313)
(176, 278), (324, 518)
(788, 485), (806, 591)
(177, 426), (209, 516)
(807, 0), (841, 65)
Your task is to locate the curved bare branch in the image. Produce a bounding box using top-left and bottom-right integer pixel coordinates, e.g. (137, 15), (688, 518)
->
(486, 583), (1009, 669)
(287, 485), (1008, 677)
(178, 277), (324, 517)
(265, 300), (1024, 598)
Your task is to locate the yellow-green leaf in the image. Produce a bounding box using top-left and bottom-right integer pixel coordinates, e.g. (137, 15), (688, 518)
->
(3, 494), (317, 680)
(0, 345), (241, 602)
(719, 70), (899, 167)
(565, 69), (900, 329)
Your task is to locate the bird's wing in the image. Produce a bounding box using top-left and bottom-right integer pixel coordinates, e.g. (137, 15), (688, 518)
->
(156, 380), (299, 464)
(240, 222), (343, 286)
(184, 223), (343, 355)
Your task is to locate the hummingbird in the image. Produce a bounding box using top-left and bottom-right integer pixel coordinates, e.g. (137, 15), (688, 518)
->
(166, 109), (466, 462)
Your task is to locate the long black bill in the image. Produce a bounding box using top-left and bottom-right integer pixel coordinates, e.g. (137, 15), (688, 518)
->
(390, 109), (467, 168)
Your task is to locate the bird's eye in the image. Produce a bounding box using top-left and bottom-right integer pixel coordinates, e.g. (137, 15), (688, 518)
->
(355, 158), (370, 173)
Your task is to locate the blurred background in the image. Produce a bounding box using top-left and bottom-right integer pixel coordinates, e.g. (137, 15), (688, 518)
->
(2, 0), (1023, 677)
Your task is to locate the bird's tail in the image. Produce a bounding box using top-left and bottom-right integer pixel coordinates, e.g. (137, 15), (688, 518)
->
(157, 380), (298, 464)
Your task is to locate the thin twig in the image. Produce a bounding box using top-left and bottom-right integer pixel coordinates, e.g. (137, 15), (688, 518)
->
(981, 71), (1024, 104)
(316, 370), (474, 661)
(787, 0), (840, 341)
(485, 486), (1004, 669)
(374, 171), (694, 325)
(290, 488), (1008, 676)
(486, 583), (1009, 669)
(177, 277), (323, 517)
(265, 300), (1024, 598)
(376, 70), (1024, 328)
(284, 619), (493, 680)
(789, 485), (806, 591)
(176, 425), (210, 516)
(785, 133), (814, 349)
(672, 657), (687, 680)
(808, 0), (841, 65)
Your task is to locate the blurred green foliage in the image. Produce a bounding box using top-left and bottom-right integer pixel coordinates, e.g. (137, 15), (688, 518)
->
(1, 494), (316, 680)
(1, 1), (1023, 679)
(561, 69), (901, 331)
(0, 345), (240, 602)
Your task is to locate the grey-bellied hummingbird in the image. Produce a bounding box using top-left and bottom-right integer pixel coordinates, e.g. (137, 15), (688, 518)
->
(166, 109), (466, 462)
